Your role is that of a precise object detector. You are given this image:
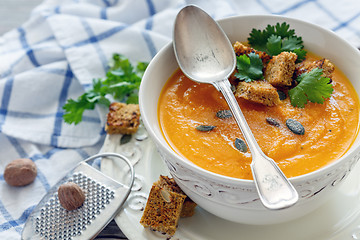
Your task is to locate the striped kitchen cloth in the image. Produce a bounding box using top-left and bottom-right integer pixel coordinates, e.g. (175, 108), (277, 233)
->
(0, 0), (360, 239)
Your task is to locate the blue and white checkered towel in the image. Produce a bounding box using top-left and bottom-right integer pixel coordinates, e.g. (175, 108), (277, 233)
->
(0, 0), (360, 238)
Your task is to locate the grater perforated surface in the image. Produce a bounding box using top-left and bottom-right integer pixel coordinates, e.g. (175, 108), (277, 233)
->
(22, 153), (135, 240)
(34, 172), (114, 240)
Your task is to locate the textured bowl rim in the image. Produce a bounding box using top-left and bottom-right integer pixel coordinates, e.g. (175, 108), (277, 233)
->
(139, 14), (360, 186)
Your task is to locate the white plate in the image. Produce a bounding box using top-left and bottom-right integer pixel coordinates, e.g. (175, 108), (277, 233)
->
(100, 126), (360, 240)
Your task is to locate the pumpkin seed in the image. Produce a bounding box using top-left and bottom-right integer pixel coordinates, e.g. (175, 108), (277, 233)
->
(216, 110), (232, 119)
(277, 90), (287, 100)
(235, 138), (247, 152)
(120, 134), (132, 145)
(196, 125), (216, 132)
(266, 117), (280, 127)
(286, 119), (305, 135)
(160, 188), (171, 203)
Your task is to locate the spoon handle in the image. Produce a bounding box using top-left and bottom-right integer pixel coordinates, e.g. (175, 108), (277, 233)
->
(213, 79), (299, 210)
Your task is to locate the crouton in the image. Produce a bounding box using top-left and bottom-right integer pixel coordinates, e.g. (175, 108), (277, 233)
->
(157, 175), (197, 218)
(295, 58), (334, 79)
(235, 80), (281, 106)
(140, 175), (197, 236)
(140, 184), (185, 236)
(233, 41), (271, 64)
(264, 52), (297, 87)
(105, 102), (140, 134)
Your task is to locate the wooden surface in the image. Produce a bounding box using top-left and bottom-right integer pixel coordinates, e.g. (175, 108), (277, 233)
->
(0, 1), (128, 239)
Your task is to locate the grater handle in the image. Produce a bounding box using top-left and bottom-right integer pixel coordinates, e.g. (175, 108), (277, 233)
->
(83, 152), (135, 191)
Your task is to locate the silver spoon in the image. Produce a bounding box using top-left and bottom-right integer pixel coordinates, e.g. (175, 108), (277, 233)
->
(173, 5), (298, 210)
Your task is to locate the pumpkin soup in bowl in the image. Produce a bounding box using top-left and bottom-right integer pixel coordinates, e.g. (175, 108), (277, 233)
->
(158, 51), (359, 180)
(139, 15), (360, 224)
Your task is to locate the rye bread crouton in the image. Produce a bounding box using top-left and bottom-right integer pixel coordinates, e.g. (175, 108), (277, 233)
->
(233, 41), (271, 64)
(235, 80), (281, 106)
(140, 184), (186, 236)
(105, 102), (140, 134)
(140, 175), (196, 236)
(157, 175), (197, 218)
(295, 58), (334, 79)
(264, 52), (297, 87)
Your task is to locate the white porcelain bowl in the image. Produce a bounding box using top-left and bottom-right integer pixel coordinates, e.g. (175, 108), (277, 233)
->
(139, 15), (360, 225)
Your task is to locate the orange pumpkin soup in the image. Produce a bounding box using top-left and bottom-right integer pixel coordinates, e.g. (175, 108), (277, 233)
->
(158, 53), (359, 180)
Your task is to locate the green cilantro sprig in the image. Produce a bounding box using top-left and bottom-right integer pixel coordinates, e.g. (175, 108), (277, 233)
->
(62, 54), (148, 125)
(248, 22), (306, 61)
(288, 68), (334, 108)
(235, 52), (264, 82)
(234, 22), (333, 108)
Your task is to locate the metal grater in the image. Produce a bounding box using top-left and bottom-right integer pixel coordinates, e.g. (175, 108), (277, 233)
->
(21, 152), (135, 240)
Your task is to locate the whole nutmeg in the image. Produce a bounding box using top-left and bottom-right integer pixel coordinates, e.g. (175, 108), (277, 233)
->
(58, 182), (85, 211)
(4, 158), (37, 187)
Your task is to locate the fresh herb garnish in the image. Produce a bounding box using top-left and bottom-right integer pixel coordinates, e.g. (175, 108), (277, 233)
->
(63, 54), (148, 125)
(235, 52), (264, 82)
(248, 22), (306, 61)
(288, 68), (334, 108)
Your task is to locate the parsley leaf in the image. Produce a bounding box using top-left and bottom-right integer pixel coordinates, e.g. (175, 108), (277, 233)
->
(282, 36), (303, 51)
(62, 54), (148, 125)
(234, 52), (264, 82)
(248, 22), (306, 61)
(248, 23), (294, 50)
(247, 29), (268, 52)
(288, 68), (334, 108)
(293, 48), (307, 62)
(266, 35), (282, 56)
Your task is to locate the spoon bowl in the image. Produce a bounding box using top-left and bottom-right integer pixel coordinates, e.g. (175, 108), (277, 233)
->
(173, 5), (298, 210)
(173, 6), (236, 83)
